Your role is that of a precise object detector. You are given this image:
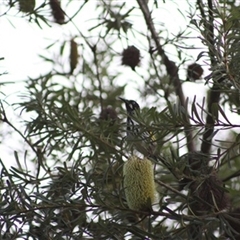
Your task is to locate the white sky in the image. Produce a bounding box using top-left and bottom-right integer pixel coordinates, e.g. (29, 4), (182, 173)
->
(0, 0), (238, 167)
(0, 0), (203, 95)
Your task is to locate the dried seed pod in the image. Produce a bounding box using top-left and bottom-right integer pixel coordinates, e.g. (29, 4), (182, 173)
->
(49, 0), (65, 25)
(122, 45), (140, 71)
(19, 0), (35, 13)
(99, 107), (118, 125)
(179, 151), (209, 191)
(187, 63), (204, 81)
(99, 107), (119, 140)
(190, 171), (230, 215)
(99, 107), (118, 134)
(123, 155), (155, 211)
(104, 161), (123, 191)
(70, 39), (78, 74)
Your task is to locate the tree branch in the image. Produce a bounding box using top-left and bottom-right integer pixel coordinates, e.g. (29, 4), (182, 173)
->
(197, 0), (222, 155)
(137, 0), (195, 152)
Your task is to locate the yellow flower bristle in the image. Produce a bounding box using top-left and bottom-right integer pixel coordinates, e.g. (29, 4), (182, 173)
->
(123, 155), (155, 211)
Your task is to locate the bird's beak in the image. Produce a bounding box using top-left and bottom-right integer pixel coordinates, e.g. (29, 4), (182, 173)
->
(119, 97), (129, 104)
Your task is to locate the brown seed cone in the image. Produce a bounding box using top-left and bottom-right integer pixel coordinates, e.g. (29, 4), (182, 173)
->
(70, 39), (78, 74)
(19, 0), (35, 13)
(99, 107), (118, 124)
(122, 45), (140, 71)
(189, 171), (230, 215)
(103, 161), (123, 193)
(98, 107), (119, 144)
(49, 0), (65, 25)
(179, 151), (209, 191)
(187, 63), (204, 81)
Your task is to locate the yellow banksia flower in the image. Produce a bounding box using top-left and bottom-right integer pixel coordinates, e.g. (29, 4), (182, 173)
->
(123, 155), (155, 211)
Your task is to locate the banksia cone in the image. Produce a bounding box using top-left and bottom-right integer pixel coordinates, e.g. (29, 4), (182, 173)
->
(70, 39), (78, 74)
(49, 0), (65, 25)
(121, 45), (140, 71)
(190, 171), (229, 215)
(104, 161), (123, 191)
(19, 0), (35, 13)
(99, 107), (118, 125)
(179, 151), (208, 190)
(99, 107), (119, 144)
(187, 63), (204, 81)
(123, 155), (155, 211)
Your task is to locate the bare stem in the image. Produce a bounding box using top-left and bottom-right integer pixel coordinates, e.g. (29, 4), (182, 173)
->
(197, 0), (222, 154)
(137, 0), (195, 152)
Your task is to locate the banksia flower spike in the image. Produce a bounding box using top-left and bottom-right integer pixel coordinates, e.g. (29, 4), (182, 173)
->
(123, 155), (156, 211)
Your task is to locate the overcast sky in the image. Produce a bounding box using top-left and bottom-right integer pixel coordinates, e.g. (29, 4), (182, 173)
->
(0, 1), (238, 167)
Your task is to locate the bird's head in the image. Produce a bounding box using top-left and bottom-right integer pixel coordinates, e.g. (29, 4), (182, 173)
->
(119, 97), (140, 116)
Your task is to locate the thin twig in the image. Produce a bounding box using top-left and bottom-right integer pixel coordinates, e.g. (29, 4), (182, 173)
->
(136, 0), (195, 152)
(197, 0), (222, 154)
(63, 9), (104, 110)
(0, 101), (46, 180)
(92, 46), (104, 110)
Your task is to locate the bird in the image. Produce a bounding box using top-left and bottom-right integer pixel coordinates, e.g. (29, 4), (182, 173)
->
(119, 97), (175, 172)
(119, 97), (157, 159)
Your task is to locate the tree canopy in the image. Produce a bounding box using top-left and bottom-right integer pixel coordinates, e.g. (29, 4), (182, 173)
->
(1, 0), (240, 239)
